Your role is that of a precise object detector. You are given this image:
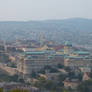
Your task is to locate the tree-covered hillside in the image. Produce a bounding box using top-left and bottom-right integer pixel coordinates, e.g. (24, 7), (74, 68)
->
(0, 18), (92, 45)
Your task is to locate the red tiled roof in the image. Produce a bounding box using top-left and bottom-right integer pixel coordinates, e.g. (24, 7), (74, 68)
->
(54, 45), (64, 51)
(85, 72), (90, 77)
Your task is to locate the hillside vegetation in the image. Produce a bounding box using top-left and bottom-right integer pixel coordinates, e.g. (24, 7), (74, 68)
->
(0, 18), (92, 45)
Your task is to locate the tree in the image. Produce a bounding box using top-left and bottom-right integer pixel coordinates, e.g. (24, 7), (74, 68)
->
(45, 80), (57, 90)
(77, 80), (92, 92)
(0, 88), (3, 92)
(57, 64), (64, 69)
(9, 75), (18, 82)
(31, 71), (37, 78)
(90, 72), (92, 78)
(44, 65), (51, 70)
(38, 69), (45, 74)
(68, 71), (76, 79)
(77, 73), (83, 81)
(34, 76), (46, 89)
(9, 89), (29, 92)
(18, 78), (25, 83)
(49, 68), (59, 73)
(57, 87), (64, 92)
(64, 67), (71, 72)
(58, 74), (66, 82)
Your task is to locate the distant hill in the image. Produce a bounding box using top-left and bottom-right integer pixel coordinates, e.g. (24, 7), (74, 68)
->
(0, 18), (92, 45)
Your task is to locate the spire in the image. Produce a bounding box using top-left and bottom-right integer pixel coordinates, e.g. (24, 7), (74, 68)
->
(40, 32), (46, 46)
(3, 40), (7, 52)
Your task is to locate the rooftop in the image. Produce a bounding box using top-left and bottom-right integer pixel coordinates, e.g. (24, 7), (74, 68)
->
(24, 51), (46, 55)
(64, 55), (88, 59)
(65, 41), (72, 46)
(73, 51), (89, 55)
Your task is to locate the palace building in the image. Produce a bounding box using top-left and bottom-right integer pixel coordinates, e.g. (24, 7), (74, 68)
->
(17, 51), (57, 79)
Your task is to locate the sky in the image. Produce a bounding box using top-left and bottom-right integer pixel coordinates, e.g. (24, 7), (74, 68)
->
(0, 0), (91, 21)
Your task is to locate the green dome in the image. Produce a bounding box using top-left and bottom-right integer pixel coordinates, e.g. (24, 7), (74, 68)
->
(65, 41), (72, 46)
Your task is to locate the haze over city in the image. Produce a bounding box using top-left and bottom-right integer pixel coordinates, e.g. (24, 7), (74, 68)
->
(0, 0), (92, 21)
(0, 0), (92, 92)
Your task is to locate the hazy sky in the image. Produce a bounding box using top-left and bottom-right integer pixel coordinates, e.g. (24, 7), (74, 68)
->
(0, 0), (91, 21)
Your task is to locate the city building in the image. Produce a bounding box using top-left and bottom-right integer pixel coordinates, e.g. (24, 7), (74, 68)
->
(82, 72), (91, 81)
(64, 41), (73, 55)
(1, 82), (40, 92)
(17, 51), (57, 79)
(64, 56), (92, 69)
(64, 79), (80, 90)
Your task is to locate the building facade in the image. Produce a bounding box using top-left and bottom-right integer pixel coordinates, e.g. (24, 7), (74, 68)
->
(17, 51), (57, 78)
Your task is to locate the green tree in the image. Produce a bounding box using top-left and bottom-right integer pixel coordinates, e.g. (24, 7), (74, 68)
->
(9, 89), (29, 92)
(49, 68), (59, 73)
(57, 64), (64, 69)
(64, 67), (71, 72)
(18, 78), (25, 83)
(0, 88), (3, 92)
(57, 87), (64, 92)
(77, 80), (92, 92)
(34, 76), (46, 89)
(9, 74), (18, 82)
(44, 65), (51, 70)
(90, 72), (92, 78)
(31, 71), (37, 78)
(58, 74), (66, 82)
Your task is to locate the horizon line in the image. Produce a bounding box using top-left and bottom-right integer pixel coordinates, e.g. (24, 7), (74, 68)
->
(0, 17), (91, 22)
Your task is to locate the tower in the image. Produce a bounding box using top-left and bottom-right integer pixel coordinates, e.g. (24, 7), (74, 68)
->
(3, 40), (7, 52)
(40, 33), (46, 46)
(64, 41), (72, 55)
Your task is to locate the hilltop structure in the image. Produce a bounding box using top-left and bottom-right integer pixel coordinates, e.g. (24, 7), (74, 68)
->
(17, 51), (57, 79)
(64, 41), (73, 55)
(16, 40), (92, 81)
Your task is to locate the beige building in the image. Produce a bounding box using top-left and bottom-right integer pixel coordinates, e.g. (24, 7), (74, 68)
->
(64, 79), (80, 89)
(82, 72), (90, 81)
(64, 56), (92, 68)
(64, 41), (73, 55)
(17, 51), (57, 78)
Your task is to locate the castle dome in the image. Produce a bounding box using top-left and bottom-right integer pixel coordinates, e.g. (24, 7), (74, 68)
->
(65, 41), (72, 46)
